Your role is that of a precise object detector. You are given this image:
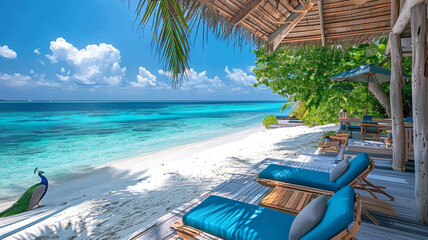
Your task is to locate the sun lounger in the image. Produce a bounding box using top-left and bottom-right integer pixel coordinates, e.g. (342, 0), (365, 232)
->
(172, 185), (361, 240)
(256, 153), (394, 200)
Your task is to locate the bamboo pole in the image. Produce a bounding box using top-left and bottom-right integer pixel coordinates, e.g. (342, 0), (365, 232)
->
(411, 3), (428, 224)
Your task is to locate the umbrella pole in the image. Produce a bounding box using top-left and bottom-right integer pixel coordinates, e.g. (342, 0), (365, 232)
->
(366, 74), (369, 116)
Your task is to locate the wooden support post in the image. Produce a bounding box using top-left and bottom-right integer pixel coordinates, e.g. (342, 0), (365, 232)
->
(390, 32), (406, 171)
(411, 3), (428, 224)
(318, 0), (326, 46)
(389, 0), (407, 171)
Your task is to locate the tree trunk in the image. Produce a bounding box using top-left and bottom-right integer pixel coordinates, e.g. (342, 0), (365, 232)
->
(411, 4), (428, 225)
(368, 82), (392, 118)
(389, 32), (406, 171)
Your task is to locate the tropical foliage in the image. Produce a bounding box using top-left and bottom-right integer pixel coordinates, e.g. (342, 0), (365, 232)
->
(263, 115), (278, 129)
(253, 39), (412, 126)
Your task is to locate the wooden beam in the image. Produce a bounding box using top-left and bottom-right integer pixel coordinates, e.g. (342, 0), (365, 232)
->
(318, 0), (326, 46)
(268, 3), (314, 50)
(392, 0), (426, 35)
(283, 0), (306, 13)
(411, 3), (428, 225)
(385, 0), (425, 55)
(231, 0), (265, 26)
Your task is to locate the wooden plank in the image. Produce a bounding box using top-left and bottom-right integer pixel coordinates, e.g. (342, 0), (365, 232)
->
(271, 188), (287, 205)
(278, 189), (294, 207)
(268, 3), (314, 50)
(296, 192), (309, 211)
(289, 191), (304, 209)
(284, 191), (300, 208)
(232, 0), (265, 26)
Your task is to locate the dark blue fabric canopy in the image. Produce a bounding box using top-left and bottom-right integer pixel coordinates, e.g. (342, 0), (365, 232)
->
(329, 63), (410, 83)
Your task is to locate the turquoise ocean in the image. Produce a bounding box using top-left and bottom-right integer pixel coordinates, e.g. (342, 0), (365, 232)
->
(0, 101), (289, 200)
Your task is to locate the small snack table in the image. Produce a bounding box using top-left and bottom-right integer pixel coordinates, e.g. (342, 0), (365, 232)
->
(259, 185), (397, 225)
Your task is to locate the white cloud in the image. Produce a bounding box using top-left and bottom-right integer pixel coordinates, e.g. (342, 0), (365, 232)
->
(130, 67), (168, 89)
(247, 66), (256, 72)
(46, 37), (126, 86)
(0, 73), (31, 86)
(225, 66), (256, 86)
(0, 72), (60, 87)
(0, 45), (17, 59)
(34, 48), (40, 55)
(30, 69), (34, 74)
(159, 68), (225, 90)
(33, 73), (61, 87)
(56, 74), (70, 81)
(60, 67), (66, 73)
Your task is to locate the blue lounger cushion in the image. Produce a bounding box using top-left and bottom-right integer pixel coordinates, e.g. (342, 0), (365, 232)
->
(259, 165), (340, 191)
(258, 153), (371, 191)
(181, 186), (355, 240)
(404, 117), (413, 123)
(347, 125), (360, 131)
(302, 185), (355, 240)
(182, 195), (295, 240)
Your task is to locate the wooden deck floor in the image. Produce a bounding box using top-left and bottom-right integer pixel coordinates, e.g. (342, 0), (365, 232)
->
(346, 138), (414, 161)
(128, 157), (428, 240)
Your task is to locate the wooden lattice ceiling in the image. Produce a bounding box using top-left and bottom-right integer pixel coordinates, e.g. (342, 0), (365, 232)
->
(197, 0), (391, 50)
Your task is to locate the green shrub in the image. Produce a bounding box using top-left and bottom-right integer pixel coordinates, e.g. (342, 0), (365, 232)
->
(323, 130), (336, 136)
(263, 115), (278, 129)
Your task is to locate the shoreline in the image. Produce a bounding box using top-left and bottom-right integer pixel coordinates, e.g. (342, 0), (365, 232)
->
(0, 123), (336, 239)
(43, 125), (265, 196)
(0, 124), (262, 204)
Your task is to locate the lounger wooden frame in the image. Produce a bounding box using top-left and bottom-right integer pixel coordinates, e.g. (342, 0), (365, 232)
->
(359, 123), (382, 142)
(320, 134), (349, 160)
(255, 159), (394, 201)
(171, 194), (362, 240)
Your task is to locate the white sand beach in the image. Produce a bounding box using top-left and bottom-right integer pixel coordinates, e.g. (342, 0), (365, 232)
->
(0, 124), (336, 240)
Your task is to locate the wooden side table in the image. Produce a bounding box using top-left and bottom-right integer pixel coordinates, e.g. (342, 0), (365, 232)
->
(259, 185), (398, 225)
(259, 186), (320, 215)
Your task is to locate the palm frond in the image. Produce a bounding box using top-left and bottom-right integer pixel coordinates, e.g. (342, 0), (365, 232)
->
(134, 0), (191, 88)
(124, 0), (263, 88)
(280, 101), (295, 111)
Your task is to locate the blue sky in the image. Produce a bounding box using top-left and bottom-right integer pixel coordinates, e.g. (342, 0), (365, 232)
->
(0, 0), (283, 101)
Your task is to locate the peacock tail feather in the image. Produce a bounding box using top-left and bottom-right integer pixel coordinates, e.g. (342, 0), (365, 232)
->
(0, 183), (42, 218)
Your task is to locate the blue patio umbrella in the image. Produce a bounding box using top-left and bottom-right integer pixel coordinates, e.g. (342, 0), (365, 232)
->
(329, 63), (410, 115)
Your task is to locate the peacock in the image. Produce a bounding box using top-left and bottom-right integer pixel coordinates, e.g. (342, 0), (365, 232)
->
(0, 168), (48, 217)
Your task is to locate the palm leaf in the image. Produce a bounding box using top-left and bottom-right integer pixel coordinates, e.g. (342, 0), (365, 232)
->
(133, 0), (191, 88)
(280, 101), (295, 111)
(122, 0), (263, 88)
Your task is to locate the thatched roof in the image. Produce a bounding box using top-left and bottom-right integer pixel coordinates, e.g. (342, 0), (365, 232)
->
(195, 0), (392, 50)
